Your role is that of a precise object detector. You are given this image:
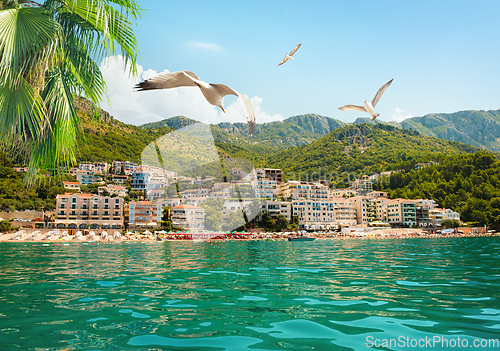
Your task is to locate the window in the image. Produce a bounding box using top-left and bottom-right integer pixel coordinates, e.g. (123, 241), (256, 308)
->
(72, 197), (77, 203)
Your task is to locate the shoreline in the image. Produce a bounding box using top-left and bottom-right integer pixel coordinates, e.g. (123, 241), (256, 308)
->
(0, 228), (497, 243)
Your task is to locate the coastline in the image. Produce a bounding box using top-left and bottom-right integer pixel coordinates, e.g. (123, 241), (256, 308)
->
(0, 228), (497, 243)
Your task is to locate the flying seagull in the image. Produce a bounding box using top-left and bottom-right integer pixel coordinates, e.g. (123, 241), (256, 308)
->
(278, 43), (301, 66)
(134, 71), (256, 136)
(338, 79), (394, 120)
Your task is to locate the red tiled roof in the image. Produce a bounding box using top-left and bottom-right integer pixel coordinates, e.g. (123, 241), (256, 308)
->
(172, 205), (202, 209)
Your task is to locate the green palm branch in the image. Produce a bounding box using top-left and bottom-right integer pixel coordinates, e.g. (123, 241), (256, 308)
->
(0, 0), (143, 184)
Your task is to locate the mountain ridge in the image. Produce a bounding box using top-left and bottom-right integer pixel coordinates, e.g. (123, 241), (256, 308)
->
(138, 109), (500, 152)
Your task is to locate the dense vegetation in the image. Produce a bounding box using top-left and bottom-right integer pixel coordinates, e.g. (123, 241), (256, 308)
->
(401, 109), (500, 152)
(0, 153), (66, 211)
(268, 124), (479, 180)
(76, 111), (174, 163)
(374, 151), (500, 228)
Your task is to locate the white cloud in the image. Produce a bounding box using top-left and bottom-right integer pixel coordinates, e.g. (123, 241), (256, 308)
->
(188, 41), (222, 51)
(392, 108), (414, 122)
(98, 55), (282, 126)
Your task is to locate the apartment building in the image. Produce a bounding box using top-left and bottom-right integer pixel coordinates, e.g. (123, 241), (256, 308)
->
(76, 170), (103, 185)
(98, 184), (127, 198)
(280, 181), (330, 201)
(180, 188), (210, 199)
(292, 199), (356, 230)
(210, 182), (231, 199)
(112, 161), (138, 175)
(373, 197), (392, 222)
(55, 193), (123, 229)
(111, 174), (129, 185)
(349, 195), (376, 225)
(128, 201), (162, 228)
(171, 204), (205, 230)
(261, 200), (292, 222)
(254, 168), (283, 200)
(79, 162), (109, 174)
(130, 170), (150, 192)
(349, 175), (373, 195)
(63, 181), (81, 191)
(386, 199), (418, 226)
(159, 197), (182, 209)
(429, 208), (460, 226)
(329, 198), (357, 227)
(331, 188), (359, 198)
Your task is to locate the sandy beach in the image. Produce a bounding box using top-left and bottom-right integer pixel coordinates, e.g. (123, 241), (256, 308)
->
(0, 228), (496, 243)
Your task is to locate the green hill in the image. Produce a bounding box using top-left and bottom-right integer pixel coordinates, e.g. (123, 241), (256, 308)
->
(267, 123), (480, 182)
(374, 151), (500, 229)
(400, 109), (500, 152)
(74, 100), (174, 163)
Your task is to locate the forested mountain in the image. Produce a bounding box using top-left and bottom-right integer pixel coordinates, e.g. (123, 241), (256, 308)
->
(74, 105), (174, 163)
(400, 109), (500, 152)
(374, 151), (500, 229)
(267, 124), (479, 180)
(141, 114), (342, 152)
(140, 109), (500, 154)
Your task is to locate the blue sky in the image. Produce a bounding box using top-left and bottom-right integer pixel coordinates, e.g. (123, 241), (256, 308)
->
(100, 0), (500, 126)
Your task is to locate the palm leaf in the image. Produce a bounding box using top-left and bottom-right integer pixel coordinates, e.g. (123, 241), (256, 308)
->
(0, 77), (46, 142)
(0, 7), (61, 88)
(56, 0), (140, 75)
(26, 65), (81, 183)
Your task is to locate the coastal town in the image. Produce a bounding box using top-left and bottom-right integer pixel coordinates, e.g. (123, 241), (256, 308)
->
(3, 160), (471, 239)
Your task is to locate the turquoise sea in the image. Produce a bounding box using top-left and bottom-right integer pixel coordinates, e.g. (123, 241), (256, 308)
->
(0, 238), (499, 350)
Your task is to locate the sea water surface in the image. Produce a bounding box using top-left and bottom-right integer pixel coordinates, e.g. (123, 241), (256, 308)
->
(0, 238), (499, 350)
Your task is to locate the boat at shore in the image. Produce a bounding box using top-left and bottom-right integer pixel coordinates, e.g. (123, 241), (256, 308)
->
(288, 236), (316, 241)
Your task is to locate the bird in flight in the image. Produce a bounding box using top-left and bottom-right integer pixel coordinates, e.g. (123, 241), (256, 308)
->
(338, 79), (394, 120)
(134, 71), (256, 136)
(278, 43), (301, 66)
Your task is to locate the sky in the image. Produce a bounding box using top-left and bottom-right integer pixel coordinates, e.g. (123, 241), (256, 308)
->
(99, 0), (500, 127)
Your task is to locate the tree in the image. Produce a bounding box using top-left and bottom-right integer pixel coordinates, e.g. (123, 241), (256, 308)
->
(0, 0), (142, 183)
(161, 206), (171, 222)
(441, 219), (460, 228)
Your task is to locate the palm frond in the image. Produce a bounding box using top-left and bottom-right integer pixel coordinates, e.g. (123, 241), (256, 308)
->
(26, 65), (81, 184)
(0, 77), (46, 141)
(56, 0), (139, 75)
(63, 33), (107, 104)
(0, 6), (61, 88)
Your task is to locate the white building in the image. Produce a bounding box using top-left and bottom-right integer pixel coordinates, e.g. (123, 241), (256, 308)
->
(280, 181), (330, 201)
(292, 198), (356, 230)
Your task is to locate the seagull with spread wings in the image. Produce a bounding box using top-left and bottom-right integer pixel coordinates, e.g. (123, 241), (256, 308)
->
(278, 43), (301, 66)
(338, 79), (394, 121)
(134, 71), (256, 136)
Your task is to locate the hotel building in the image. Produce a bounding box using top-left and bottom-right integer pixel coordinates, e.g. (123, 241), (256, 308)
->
(54, 193), (123, 230)
(127, 201), (162, 228)
(280, 181), (330, 201)
(171, 205), (205, 230)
